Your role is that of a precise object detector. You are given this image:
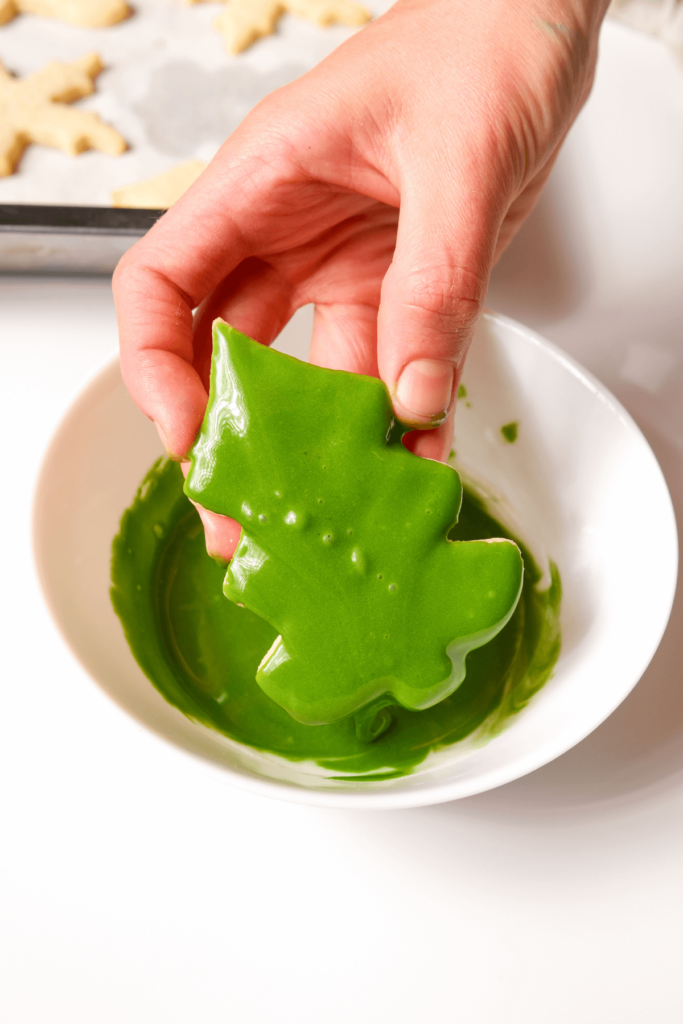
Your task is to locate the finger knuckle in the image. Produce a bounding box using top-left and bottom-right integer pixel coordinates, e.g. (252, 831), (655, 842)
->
(112, 244), (148, 297)
(395, 264), (486, 337)
(112, 249), (134, 290)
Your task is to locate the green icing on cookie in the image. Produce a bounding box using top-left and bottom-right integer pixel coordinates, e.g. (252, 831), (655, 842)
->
(185, 321), (524, 727)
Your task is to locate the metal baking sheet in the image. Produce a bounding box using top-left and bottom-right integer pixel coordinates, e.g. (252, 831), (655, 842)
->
(0, 204), (162, 273)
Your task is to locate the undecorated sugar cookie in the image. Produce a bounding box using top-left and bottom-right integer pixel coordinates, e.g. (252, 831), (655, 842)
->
(0, 0), (130, 28)
(0, 53), (127, 177)
(187, 0), (371, 55)
(112, 160), (207, 209)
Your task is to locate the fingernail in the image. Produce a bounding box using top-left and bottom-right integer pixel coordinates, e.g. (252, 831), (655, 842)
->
(154, 420), (169, 453)
(194, 503), (221, 555)
(192, 501), (242, 562)
(395, 360), (455, 424)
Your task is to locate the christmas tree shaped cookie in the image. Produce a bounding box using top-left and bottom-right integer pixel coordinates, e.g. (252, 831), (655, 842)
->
(185, 321), (524, 727)
(0, 53), (126, 176)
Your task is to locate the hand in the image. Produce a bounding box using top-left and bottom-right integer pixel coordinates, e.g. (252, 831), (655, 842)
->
(114, 0), (608, 560)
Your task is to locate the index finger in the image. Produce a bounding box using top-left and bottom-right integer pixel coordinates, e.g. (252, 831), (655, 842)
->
(113, 154), (256, 457)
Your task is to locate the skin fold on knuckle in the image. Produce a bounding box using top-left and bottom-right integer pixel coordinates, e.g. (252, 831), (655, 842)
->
(386, 263), (487, 348)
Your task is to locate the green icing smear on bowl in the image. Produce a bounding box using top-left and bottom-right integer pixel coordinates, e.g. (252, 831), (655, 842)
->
(500, 421), (519, 443)
(111, 458), (561, 780)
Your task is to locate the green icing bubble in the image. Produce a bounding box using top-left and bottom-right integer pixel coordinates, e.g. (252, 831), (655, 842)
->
(184, 321), (524, 727)
(111, 458), (561, 780)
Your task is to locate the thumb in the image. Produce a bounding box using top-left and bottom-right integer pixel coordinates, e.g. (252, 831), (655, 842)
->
(377, 188), (498, 452)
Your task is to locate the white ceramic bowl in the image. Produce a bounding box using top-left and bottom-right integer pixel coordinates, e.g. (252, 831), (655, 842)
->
(33, 312), (677, 809)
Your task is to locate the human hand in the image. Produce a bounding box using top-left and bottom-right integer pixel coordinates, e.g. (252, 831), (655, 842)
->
(114, 0), (608, 561)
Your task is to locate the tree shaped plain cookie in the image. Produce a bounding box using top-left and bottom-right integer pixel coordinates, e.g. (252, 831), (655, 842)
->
(187, 0), (371, 55)
(0, 0), (130, 28)
(0, 53), (126, 177)
(185, 321), (524, 728)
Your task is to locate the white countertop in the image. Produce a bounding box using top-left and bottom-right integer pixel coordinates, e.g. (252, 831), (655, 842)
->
(2, 19), (683, 1024)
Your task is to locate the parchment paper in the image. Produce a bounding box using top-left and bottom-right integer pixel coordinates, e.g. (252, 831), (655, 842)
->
(0, 0), (391, 206)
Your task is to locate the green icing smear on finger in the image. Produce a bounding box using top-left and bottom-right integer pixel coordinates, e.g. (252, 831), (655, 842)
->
(184, 322), (524, 729)
(111, 459), (561, 780)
